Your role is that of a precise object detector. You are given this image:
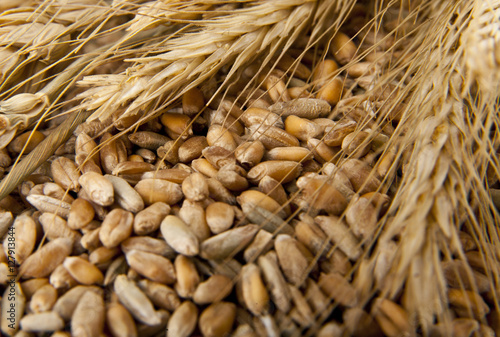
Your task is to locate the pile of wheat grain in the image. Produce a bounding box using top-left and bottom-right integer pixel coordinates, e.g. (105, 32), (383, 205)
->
(0, 0), (499, 336)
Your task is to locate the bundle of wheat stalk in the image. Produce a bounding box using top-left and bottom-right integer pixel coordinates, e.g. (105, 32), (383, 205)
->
(0, 0), (498, 336)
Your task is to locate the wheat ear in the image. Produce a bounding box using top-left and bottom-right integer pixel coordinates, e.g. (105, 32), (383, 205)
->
(76, 0), (317, 125)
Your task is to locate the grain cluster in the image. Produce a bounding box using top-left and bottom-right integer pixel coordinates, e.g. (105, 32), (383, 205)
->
(0, 0), (499, 336)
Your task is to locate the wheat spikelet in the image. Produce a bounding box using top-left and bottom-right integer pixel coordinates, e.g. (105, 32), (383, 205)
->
(77, 0), (317, 124)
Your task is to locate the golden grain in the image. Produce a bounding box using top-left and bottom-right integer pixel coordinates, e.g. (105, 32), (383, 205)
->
(200, 225), (259, 260)
(20, 311), (64, 333)
(160, 215), (199, 256)
(199, 301), (236, 337)
(125, 249), (176, 284)
(71, 290), (105, 337)
(114, 275), (162, 326)
(167, 301), (198, 337)
(106, 301), (138, 337)
(138, 279), (180, 311)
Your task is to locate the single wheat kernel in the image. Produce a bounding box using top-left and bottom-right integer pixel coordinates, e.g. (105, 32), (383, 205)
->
(174, 255), (200, 299)
(133, 202), (170, 235)
(265, 146), (313, 162)
(128, 131), (170, 151)
(7, 130), (45, 154)
(205, 201), (235, 234)
(75, 152), (103, 175)
(5, 213), (36, 264)
(200, 225), (259, 260)
(316, 77), (344, 106)
(135, 148), (156, 163)
(106, 301), (138, 337)
(160, 112), (193, 139)
(121, 236), (175, 259)
(71, 290), (105, 337)
(235, 141), (265, 169)
(269, 98), (332, 119)
(99, 133), (128, 174)
(317, 322), (344, 337)
(114, 275), (162, 326)
(80, 227), (102, 251)
(342, 130), (371, 158)
(182, 172), (209, 202)
(274, 235), (309, 287)
(105, 175), (144, 213)
(62, 256), (104, 285)
(142, 168), (190, 184)
(345, 194), (378, 239)
(134, 178), (183, 205)
(125, 249), (176, 284)
(202, 146), (236, 170)
(315, 215), (361, 260)
(88, 246), (120, 268)
(179, 199), (211, 241)
(25, 194), (71, 219)
(20, 238), (73, 278)
(240, 108), (284, 129)
(38, 213), (82, 250)
(330, 32), (357, 65)
(191, 158), (219, 178)
(67, 198), (95, 230)
(19, 311), (64, 333)
(295, 220), (330, 257)
(99, 208), (133, 248)
(111, 161), (155, 175)
(182, 87), (205, 116)
(241, 263), (270, 316)
(29, 284), (57, 313)
(257, 251), (291, 313)
(78, 171), (114, 206)
(178, 136), (208, 163)
(199, 301), (237, 337)
(346, 61), (375, 77)
(75, 132), (100, 167)
(247, 160), (302, 185)
(167, 301), (198, 337)
(340, 158), (381, 194)
(207, 124), (237, 152)
(312, 59), (339, 87)
(51, 157), (81, 192)
(193, 274), (233, 305)
(296, 176), (348, 215)
(248, 124), (300, 149)
(237, 190), (287, 219)
(307, 138), (339, 163)
(160, 215), (199, 256)
(138, 279), (180, 312)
